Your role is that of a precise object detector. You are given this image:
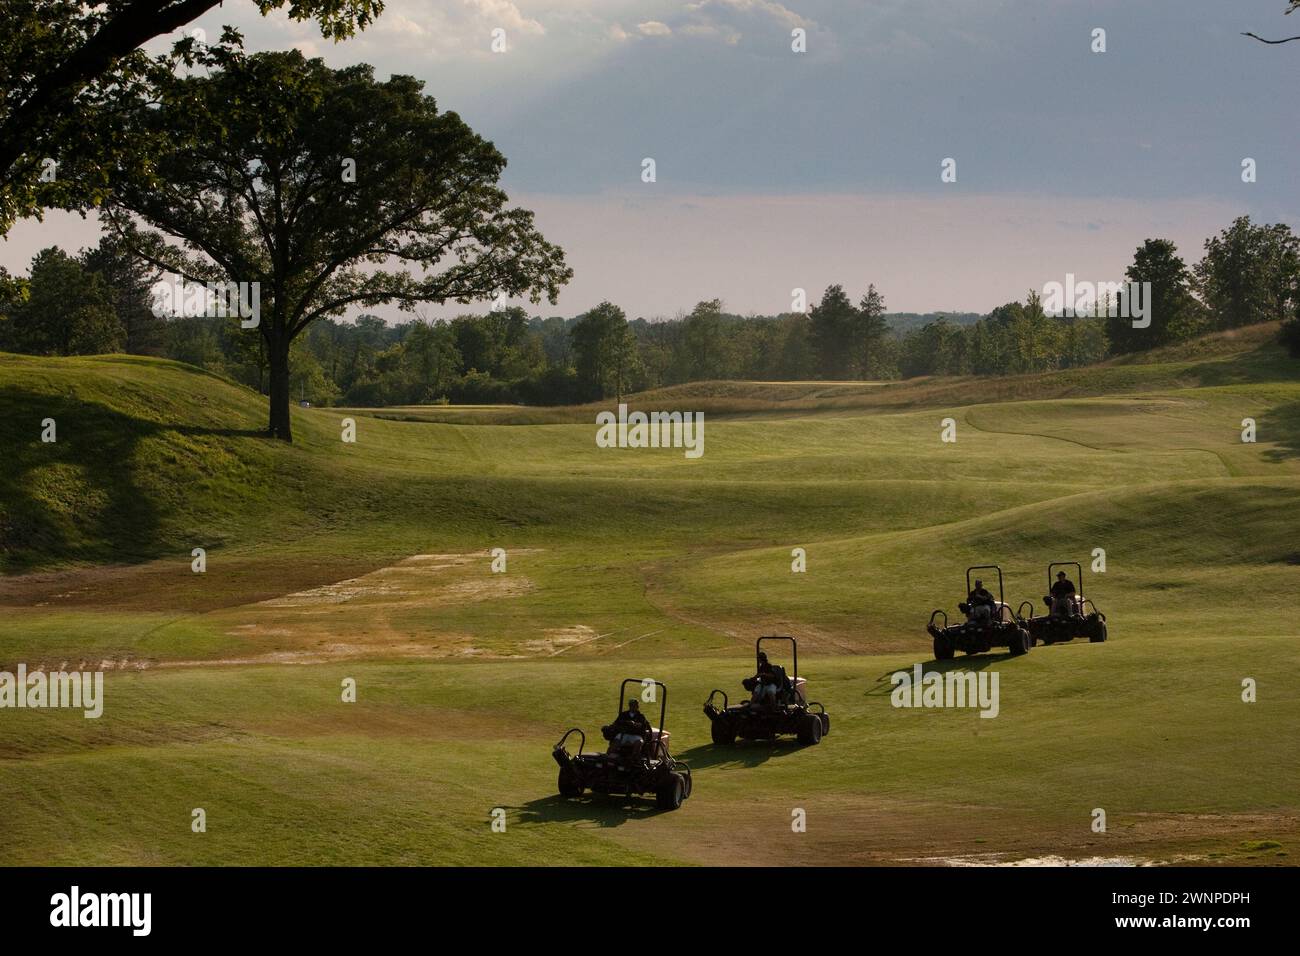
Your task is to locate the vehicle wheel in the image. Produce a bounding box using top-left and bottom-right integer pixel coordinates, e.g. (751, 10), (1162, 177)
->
(558, 765), (582, 798)
(797, 712), (823, 745)
(711, 717), (737, 745)
(1009, 628), (1030, 656)
(819, 713), (830, 737)
(933, 635), (954, 660)
(1090, 619), (1108, 643)
(655, 772), (686, 810)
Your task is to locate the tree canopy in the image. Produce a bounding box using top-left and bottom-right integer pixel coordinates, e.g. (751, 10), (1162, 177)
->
(102, 49), (571, 439)
(0, 0), (384, 236)
(0, 247), (121, 355)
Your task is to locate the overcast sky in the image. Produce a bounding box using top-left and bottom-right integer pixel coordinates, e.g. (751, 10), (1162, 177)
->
(4, 0), (1298, 319)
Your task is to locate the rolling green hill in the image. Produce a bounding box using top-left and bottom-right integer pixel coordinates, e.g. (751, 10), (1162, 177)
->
(1, 324), (1297, 866)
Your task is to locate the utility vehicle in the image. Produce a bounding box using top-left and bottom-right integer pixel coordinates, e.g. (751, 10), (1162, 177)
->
(927, 565), (1032, 659)
(703, 636), (830, 745)
(553, 678), (693, 810)
(1016, 561), (1108, 645)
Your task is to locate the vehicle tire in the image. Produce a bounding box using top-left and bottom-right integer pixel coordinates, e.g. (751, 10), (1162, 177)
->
(797, 712), (823, 745)
(711, 717), (737, 745)
(656, 772), (686, 810)
(558, 765), (583, 798)
(1009, 628), (1030, 656)
(933, 634), (954, 660)
(1090, 619), (1108, 643)
(819, 713), (830, 737)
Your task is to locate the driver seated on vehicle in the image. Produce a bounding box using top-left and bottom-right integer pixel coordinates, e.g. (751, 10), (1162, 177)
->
(1047, 571), (1078, 618)
(966, 579), (996, 625)
(606, 697), (651, 758)
(746, 651), (789, 708)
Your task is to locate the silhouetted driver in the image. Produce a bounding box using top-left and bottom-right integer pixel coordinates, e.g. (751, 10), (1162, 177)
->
(608, 697), (651, 758)
(967, 579), (996, 625)
(1048, 570), (1077, 617)
(748, 651), (782, 707)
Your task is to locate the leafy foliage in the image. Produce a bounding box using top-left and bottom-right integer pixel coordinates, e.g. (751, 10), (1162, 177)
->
(0, 1), (385, 236)
(0, 247), (121, 355)
(102, 48), (571, 438)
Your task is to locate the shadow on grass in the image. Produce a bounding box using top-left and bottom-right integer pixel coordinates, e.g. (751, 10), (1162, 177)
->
(865, 652), (1016, 697)
(511, 793), (673, 828)
(1176, 342), (1297, 388)
(1259, 400), (1300, 463)
(0, 386), (268, 573)
(674, 737), (809, 770)
(173, 425), (267, 438)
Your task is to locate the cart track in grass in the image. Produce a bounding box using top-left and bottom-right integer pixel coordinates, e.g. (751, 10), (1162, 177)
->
(963, 407), (1114, 452)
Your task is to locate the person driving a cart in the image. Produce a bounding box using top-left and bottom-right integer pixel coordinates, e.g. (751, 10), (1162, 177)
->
(1048, 570), (1078, 617)
(609, 697), (651, 757)
(967, 579), (996, 624)
(749, 651), (788, 707)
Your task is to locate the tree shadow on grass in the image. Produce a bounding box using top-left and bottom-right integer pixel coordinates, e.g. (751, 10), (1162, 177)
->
(1259, 400), (1300, 463)
(0, 386), (266, 573)
(674, 738), (808, 770)
(1176, 342), (1297, 388)
(511, 793), (674, 828)
(865, 652), (1015, 697)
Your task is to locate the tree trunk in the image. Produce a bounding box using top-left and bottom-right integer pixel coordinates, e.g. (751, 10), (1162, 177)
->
(268, 337), (293, 442)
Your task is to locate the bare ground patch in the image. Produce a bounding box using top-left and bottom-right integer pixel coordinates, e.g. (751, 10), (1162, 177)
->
(0, 555), (399, 612)
(256, 551), (537, 608)
(634, 799), (1300, 867)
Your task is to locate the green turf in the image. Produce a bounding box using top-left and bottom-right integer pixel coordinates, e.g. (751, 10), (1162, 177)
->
(1, 323), (1298, 865)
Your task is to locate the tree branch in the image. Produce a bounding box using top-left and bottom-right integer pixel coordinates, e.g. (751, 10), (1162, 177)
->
(1242, 31), (1300, 44)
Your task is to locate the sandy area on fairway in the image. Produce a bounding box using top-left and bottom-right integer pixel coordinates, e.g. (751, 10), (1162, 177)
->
(256, 552), (538, 608)
(1, 550), (554, 670)
(579, 794), (1300, 867)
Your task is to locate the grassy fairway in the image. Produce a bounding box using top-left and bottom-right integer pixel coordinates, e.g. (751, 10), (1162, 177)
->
(1, 324), (1298, 865)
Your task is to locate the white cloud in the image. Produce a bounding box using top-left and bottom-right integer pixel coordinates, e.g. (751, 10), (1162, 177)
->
(689, 0), (806, 30)
(355, 0), (543, 59)
(463, 0), (545, 36)
(637, 21), (673, 37)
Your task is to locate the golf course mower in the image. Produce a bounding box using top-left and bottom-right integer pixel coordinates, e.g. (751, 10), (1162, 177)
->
(702, 636), (830, 745)
(552, 678), (693, 810)
(1015, 561), (1108, 645)
(927, 565), (1032, 659)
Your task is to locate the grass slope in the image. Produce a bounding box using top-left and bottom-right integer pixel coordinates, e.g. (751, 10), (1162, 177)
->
(1, 324), (1298, 865)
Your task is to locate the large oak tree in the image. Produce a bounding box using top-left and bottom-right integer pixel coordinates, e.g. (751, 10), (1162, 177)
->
(104, 49), (572, 440)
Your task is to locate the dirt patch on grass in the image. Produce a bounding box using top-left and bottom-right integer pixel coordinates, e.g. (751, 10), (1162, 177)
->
(521, 625), (600, 656)
(0, 555), (398, 612)
(612, 796), (1300, 867)
(0, 549), (546, 613)
(157, 639), (529, 669)
(2, 550), (546, 667)
(257, 552), (536, 608)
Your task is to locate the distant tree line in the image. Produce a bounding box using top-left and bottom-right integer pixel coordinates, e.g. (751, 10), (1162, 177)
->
(3, 215), (1298, 405)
